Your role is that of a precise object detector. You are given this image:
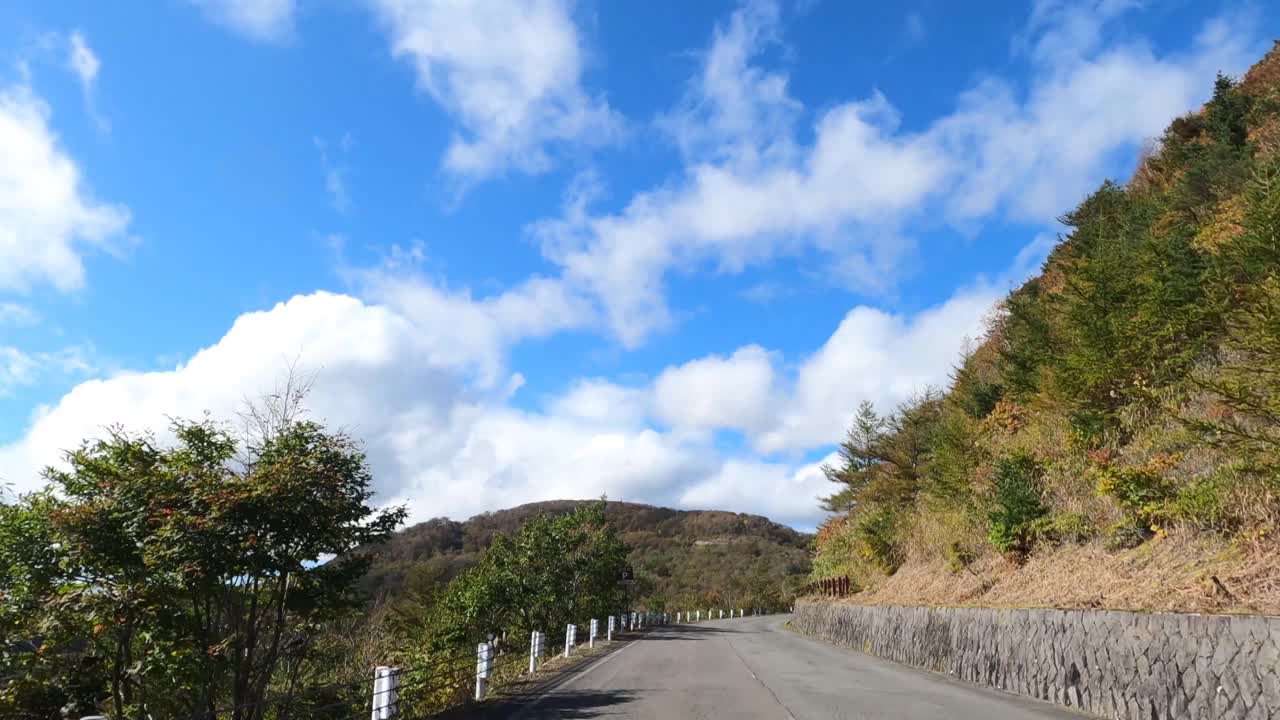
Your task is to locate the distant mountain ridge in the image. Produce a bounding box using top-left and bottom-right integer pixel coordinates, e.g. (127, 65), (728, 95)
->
(362, 499), (813, 607)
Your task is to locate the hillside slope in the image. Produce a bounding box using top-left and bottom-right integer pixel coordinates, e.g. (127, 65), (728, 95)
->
(813, 44), (1280, 614)
(363, 500), (813, 609)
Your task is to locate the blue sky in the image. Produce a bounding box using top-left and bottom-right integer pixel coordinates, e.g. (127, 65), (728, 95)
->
(0, 0), (1272, 529)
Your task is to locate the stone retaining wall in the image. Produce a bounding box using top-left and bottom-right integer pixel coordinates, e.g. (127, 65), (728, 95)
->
(791, 600), (1279, 719)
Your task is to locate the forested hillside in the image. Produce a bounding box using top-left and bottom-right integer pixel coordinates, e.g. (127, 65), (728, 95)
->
(363, 500), (812, 610)
(813, 45), (1280, 614)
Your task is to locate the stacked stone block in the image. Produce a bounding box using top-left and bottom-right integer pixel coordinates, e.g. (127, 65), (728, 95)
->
(791, 600), (1280, 719)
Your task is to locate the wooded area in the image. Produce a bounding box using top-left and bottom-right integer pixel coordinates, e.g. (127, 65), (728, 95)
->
(813, 47), (1280, 612)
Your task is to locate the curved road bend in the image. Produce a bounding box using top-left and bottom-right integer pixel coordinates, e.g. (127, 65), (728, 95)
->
(487, 614), (1089, 720)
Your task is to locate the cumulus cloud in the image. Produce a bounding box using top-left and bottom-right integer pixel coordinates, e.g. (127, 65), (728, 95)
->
(757, 286), (1000, 453)
(678, 453), (838, 528)
(0, 277), (994, 529)
(358, 271), (594, 386)
(0, 290), (716, 525)
(370, 0), (622, 181)
(0, 83), (131, 293)
(549, 378), (650, 429)
(529, 0), (1260, 346)
(192, 0), (295, 42)
(653, 345), (776, 436)
(564, 283), (1000, 455)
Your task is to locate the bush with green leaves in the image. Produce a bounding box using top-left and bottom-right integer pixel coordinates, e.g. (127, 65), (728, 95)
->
(987, 452), (1049, 558)
(371, 502), (632, 715)
(854, 504), (906, 574)
(0, 409), (405, 720)
(1093, 463), (1173, 534)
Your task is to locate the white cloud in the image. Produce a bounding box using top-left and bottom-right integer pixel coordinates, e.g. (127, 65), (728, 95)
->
(384, 407), (719, 526)
(529, 0), (1259, 347)
(66, 32), (99, 94)
(757, 285), (1000, 453)
(657, 0), (800, 166)
(370, 0), (621, 180)
(0, 347), (38, 393)
(653, 345), (776, 435)
(0, 83), (131, 293)
(534, 89), (944, 345)
(0, 344), (95, 397)
(0, 291), (719, 525)
(0, 303), (38, 326)
(678, 453), (837, 528)
(358, 271), (594, 386)
(936, 8), (1257, 222)
(0, 269), (994, 529)
(193, 0), (295, 42)
(315, 134), (352, 213)
(549, 378), (650, 429)
(65, 31), (107, 132)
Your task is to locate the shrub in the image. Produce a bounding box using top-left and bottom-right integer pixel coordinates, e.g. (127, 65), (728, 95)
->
(1107, 519), (1153, 550)
(1042, 511), (1094, 545)
(983, 399), (1026, 435)
(810, 516), (858, 579)
(855, 504), (906, 574)
(923, 409), (983, 501)
(987, 452), (1049, 558)
(1068, 411), (1108, 449)
(1169, 474), (1230, 529)
(944, 541), (977, 574)
(1093, 463), (1174, 537)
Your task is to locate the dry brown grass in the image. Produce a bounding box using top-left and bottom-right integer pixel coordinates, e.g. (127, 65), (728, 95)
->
(1241, 40), (1280, 98)
(838, 529), (1280, 615)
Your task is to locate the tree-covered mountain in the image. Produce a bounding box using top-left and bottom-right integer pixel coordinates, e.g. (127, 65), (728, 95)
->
(362, 500), (813, 610)
(813, 45), (1280, 614)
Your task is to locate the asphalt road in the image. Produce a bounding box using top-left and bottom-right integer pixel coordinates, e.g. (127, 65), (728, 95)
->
(497, 615), (1088, 720)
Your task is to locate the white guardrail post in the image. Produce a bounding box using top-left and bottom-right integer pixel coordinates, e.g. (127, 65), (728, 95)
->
(529, 630), (541, 674)
(608, 614), (615, 641)
(371, 666), (400, 720)
(567, 623), (578, 656)
(590, 618), (598, 648)
(475, 643), (492, 701)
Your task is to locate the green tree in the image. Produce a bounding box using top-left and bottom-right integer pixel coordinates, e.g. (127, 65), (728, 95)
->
(1, 402), (404, 720)
(419, 501), (628, 654)
(821, 393), (942, 512)
(987, 453), (1048, 558)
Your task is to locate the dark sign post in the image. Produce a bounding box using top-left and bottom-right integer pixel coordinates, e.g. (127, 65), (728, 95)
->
(618, 564), (634, 626)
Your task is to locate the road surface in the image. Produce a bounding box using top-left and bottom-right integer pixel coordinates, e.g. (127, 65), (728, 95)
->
(496, 614), (1087, 719)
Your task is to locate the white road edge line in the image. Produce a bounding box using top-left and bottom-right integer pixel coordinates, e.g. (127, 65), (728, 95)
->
(509, 632), (649, 720)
